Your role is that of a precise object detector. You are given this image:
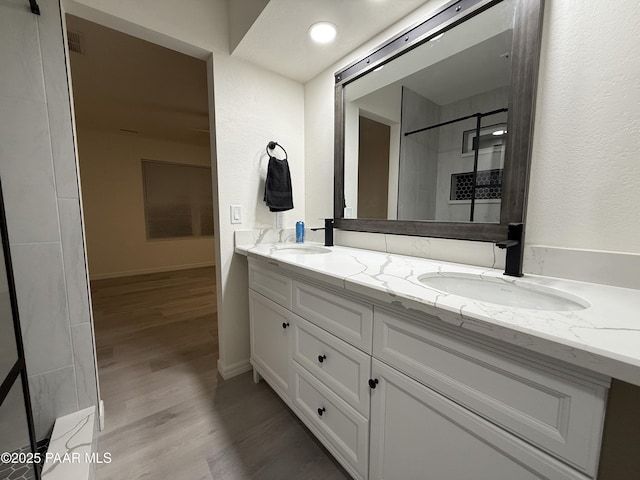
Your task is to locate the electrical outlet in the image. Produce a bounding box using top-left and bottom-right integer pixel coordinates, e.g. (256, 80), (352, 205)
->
(230, 205), (242, 224)
(275, 212), (284, 228)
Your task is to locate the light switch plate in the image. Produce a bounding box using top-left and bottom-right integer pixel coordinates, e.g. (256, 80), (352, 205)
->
(230, 205), (242, 224)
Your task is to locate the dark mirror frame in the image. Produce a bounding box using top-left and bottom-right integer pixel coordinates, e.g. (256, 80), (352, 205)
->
(334, 0), (545, 242)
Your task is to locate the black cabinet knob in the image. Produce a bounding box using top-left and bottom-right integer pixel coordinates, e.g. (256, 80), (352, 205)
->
(318, 354), (327, 363)
(282, 322), (290, 329)
(317, 407), (326, 417)
(368, 378), (379, 389)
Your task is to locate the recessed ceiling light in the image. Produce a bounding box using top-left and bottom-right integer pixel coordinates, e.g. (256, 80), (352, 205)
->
(308, 22), (337, 44)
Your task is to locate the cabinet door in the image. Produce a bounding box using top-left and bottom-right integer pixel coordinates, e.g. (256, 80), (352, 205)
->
(369, 360), (587, 480)
(249, 290), (292, 402)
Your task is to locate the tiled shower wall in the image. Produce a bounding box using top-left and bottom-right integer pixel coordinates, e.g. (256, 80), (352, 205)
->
(0, 0), (98, 439)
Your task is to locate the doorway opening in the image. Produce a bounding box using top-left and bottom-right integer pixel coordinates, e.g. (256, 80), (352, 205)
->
(358, 115), (391, 219)
(65, 14), (219, 473)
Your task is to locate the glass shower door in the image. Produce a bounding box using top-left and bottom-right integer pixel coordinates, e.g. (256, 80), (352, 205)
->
(0, 180), (40, 480)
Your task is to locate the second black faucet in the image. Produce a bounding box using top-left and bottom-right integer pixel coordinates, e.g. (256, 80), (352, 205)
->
(311, 218), (334, 247)
(496, 223), (524, 277)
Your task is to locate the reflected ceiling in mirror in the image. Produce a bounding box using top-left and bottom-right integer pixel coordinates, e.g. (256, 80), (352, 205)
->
(343, 0), (515, 224)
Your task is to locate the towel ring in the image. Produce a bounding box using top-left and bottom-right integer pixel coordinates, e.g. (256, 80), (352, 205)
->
(267, 141), (288, 160)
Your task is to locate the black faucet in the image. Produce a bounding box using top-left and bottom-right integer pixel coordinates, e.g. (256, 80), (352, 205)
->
(310, 218), (334, 247)
(496, 223), (524, 277)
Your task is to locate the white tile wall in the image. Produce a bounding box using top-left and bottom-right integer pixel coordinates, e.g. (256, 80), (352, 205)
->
(1, 0), (98, 440)
(0, 2), (45, 103)
(58, 198), (91, 325)
(235, 227), (324, 246)
(524, 245), (640, 290)
(71, 323), (98, 410)
(39, 0), (80, 199)
(28, 366), (79, 440)
(11, 243), (73, 376)
(334, 229), (388, 252)
(0, 96), (61, 244)
(236, 228), (506, 270)
(337, 230), (506, 270)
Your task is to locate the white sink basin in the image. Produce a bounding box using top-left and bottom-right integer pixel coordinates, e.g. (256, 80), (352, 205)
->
(272, 245), (331, 255)
(418, 273), (588, 311)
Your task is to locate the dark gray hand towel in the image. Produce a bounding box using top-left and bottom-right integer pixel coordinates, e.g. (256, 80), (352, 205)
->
(264, 155), (294, 212)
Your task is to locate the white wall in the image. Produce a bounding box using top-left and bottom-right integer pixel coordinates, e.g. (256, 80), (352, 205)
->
(526, 0), (640, 253)
(212, 53), (305, 374)
(228, 0), (270, 53)
(304, 70), (336, 222)
(305, 0), (640, 256)
(64, 0), (306, 378)
(76, 130), (215, 279)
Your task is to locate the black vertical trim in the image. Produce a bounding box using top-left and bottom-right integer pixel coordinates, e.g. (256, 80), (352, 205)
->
(29, 0), (40, 15)
(0, 360), (23, 403)
(469, 115), (482, 222)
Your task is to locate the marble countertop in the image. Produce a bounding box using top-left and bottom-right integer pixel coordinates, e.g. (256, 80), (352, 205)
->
(236, 241), (640, 386)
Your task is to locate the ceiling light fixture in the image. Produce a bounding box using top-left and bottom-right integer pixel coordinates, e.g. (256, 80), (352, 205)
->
(374, 65), (384, 72)
(308, 22), (337, 44)
(492, 129), (506, 136)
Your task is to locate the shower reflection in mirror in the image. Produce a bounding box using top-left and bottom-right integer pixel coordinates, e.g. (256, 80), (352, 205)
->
(344, 0), (515, 224)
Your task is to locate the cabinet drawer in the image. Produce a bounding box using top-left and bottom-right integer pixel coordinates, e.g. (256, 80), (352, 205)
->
(249, 260), (292, 309)
(292, 280), (373, 353)
(373, 308), (608, 476)
(292, 315), (371, 417)
(292, 363), (369, 480)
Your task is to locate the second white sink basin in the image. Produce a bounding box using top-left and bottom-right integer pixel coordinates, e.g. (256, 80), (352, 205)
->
(273, 245), (331, 255)
(418, 273), (588, 311)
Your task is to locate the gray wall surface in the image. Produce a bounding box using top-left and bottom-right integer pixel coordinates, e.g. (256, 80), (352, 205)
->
(0, 0), (98, 439)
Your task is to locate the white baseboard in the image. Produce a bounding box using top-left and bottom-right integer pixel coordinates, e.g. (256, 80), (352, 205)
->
(217, 358), (252, 380)
(89, 262), (215, 281)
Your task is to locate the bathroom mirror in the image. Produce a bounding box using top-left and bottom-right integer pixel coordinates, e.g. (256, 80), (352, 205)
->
(334, 0), (544, 241)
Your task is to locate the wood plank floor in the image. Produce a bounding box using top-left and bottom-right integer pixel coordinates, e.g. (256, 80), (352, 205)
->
(91, 267), (350, 480)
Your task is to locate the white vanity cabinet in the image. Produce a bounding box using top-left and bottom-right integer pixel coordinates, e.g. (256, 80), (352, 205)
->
(246, 258), (610, 480)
